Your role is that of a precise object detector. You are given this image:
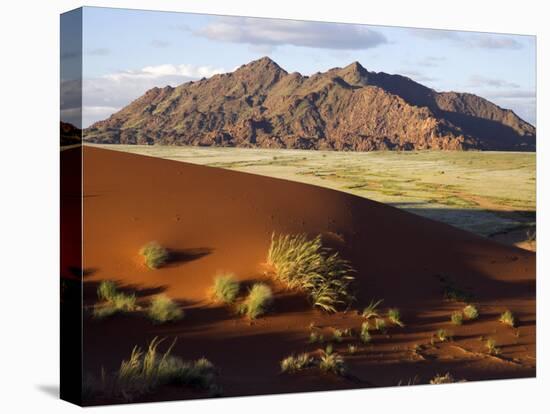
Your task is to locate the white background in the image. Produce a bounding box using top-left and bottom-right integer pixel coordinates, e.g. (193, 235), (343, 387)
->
(0, 0), (546, 412)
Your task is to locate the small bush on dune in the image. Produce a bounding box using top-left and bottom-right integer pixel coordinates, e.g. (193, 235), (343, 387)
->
(388, 308), (404, 327)
(347, 344), (358, 354)
(374, 318), (387, 333)
(362, 299), (383, 319)
(93, 281), (137, 319)
(319, 349), (346, 375)
(485, 338), (500, 355)
(139, 242), (169, 269)
(499, 310), (515, 327)
(309, 331), (324, 344)
(238, 283), (273, 319)
(97, 280), (117, 302)
(267, 233), (355, 313)
(211, 274), (240, 304)
(115, 337), (219, 400)
(451, 311), (463, 326)
(280, 353), (313, 373)
(147, 295), (184, 323)
(463, 304), (479, 320)
(435, 329), (451, 342)
(360, 321), (372, 343)
(430, 372), (463, 384)
(332, 328), (344, 343)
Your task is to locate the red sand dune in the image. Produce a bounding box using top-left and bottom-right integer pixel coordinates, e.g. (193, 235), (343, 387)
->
(65, 146), (535, 404)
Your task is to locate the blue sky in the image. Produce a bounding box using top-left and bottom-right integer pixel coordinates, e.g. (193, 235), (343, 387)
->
(69, 6), (536, 127)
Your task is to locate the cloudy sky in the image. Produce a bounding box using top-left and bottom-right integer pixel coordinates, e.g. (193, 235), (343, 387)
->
(62, 7), (536, 128)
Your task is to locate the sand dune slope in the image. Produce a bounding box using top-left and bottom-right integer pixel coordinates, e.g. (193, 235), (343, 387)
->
(71, 146), (535, 404)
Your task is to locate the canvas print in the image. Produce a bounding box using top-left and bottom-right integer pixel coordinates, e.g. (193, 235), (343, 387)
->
(60, 6), (536, 406)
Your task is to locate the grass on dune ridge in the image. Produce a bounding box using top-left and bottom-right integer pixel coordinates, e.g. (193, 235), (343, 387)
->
(267, 233), (355, 313)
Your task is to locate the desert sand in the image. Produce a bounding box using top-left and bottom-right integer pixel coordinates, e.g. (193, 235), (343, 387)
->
(64, 146), (535, 404)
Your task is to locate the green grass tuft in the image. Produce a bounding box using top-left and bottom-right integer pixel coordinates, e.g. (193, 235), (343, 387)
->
(93, 281), (137, 319)
(360, 321), (372, 343)
(435, 329), (451, 342)
(499, 310), (515, 327)
(139, 242), (169, 269)
(485, 338), (500, 355)
(374, 318), (387, 333)
(211, 274), (240, 304)
(280, 353), (313, 373)
(451, 311), (463, 326)
(147, 295), (184, 323)
(463, 304), (479, 320)
(97, 280), (117, 302)
(238, 283), (273, 319)
(362, 299), (383, 319)
(319, 350), (346, 375)
(267, 233), (355, 313)
(388, 308), (404, 327)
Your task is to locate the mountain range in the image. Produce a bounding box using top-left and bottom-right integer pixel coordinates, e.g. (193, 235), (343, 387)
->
(84, 57), (535, 151)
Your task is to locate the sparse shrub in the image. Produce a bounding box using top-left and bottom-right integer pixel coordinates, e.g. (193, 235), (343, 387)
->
(347, 344), (358, 354)
(267, 233), (355, 313)
(93, 281), (137, 319)
(374, 318), (387, 333)
(430, 373), (458, 384)
(435, 329), (450, 342)
(211, 274), (240, 304)
(319, 350), (346, 375)
(362, 299), (383, 319)
(388, 308), (404, 327)
(308, 331), (324, 344)
(139, 242), (169, 269)
(451, 311), (463, 326)
(87, 337), (220, 401)
(238, 283), (273, 319)
(486, 338), (500, 355)
(499, 310), (515, 327)
(332, 329), (344, 343)
(280, 353), (313, 373)
(360, 321), (372, 343)
(97, 280), (117, 301)
(147, 295), (183, 323)
(463, 304), (479, 320)
(325, 343), (334, 356)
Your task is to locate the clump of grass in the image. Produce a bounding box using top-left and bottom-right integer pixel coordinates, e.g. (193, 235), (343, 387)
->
(211, 274), (240, 304)
(374, 318), (387, 333)
(88, 337), (220, 401)
(93, 281), (137, 319)
(267, 233), (355, 313)
(388, 308), (404, 327)
(147, 295), (184, 323)
(97, 280), (117, 302)
(139, 242), (169, 269)
(347, 344), (358, 354)
(319, 349), (346, 375)
(332, 328), (344, 343)
(451, 311), (463, 326)
(362, 299), (383, 319)
(238, 283), (273, 319)
(360, 322), (372, 343)
(280, 353), (313, 373)
(430, 372), (461, 384)
(325, 343), (334, 355)
(485, 338), (500, 355)
(308, 331), (324, 344)
(463, 304), (479, 320)
(499, 310), (515, 327)
(435, 329), (451, 342)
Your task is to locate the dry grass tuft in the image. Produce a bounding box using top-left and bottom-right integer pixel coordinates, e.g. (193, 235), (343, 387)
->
(139, 242), (169, 269)
(267, 233), (355, 313)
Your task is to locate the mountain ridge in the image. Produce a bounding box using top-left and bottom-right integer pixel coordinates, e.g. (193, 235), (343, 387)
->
(84, 57), (535, 151)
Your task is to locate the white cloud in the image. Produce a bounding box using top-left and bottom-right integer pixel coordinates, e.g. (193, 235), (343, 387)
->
(468, 75), (520, 89)
(81, 63), (226, 127)
(195, 17), (387, 50)
(410, 28), (524, 50)
(399, 69), (438, 83)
